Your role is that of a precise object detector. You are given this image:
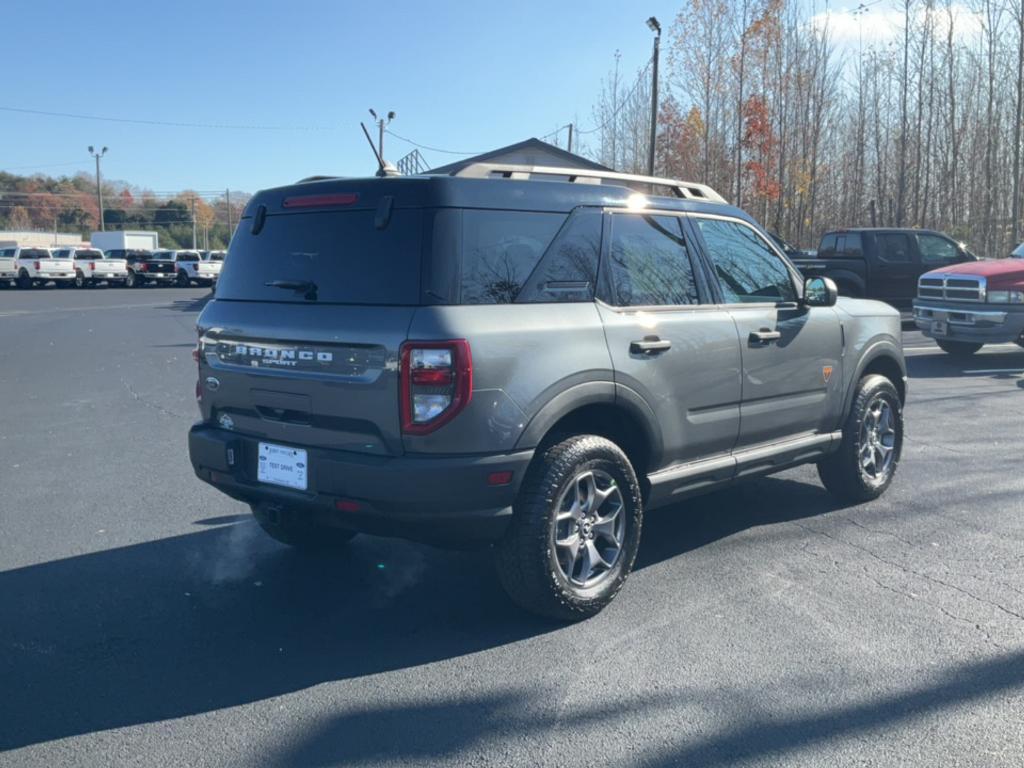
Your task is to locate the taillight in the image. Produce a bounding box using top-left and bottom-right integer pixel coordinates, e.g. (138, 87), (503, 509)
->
(140, 263), (148, 272)
(89, 262), (96, 270)
(34, 261), (40, 270)
(400, 340), (472, 435)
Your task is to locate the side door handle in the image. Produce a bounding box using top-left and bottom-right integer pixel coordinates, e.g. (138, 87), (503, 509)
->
(630, 336), (672, 355)
(748, 329), (781, 346)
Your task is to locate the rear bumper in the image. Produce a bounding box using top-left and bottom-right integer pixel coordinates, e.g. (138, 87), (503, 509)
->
(913, 301), (1024, 343)
(188, 424), (533, 543)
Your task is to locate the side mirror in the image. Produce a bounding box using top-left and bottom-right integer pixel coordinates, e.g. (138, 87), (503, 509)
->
(803, 276), (838, 307)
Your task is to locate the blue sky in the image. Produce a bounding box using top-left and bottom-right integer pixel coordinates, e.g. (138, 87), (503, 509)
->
(1, 0), (681, 194)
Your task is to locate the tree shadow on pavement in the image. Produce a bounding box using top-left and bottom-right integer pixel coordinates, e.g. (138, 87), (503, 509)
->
(268, 650), (1024, 767)
(0, 477), (853, 750)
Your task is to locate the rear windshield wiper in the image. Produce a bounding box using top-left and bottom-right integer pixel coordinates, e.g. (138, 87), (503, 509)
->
(264, 279), (318, 300)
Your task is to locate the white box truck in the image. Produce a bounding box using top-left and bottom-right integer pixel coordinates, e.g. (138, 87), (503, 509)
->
(90, 231), (159, 252)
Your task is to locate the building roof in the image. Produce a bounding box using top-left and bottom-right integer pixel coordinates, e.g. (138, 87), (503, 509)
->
(426, 138), (612, 176)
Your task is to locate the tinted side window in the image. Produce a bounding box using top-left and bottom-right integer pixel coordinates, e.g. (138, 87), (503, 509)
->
(695, 218), (797, 303)
(875, 233), (911, 263)
(459, 210), (564, 304)
(836, 233), (863, 256)
(918, 234), (959, 265)
(607, 214), (699, 307)
(818, 234), (837, 257)
(516, 210), (601, 303)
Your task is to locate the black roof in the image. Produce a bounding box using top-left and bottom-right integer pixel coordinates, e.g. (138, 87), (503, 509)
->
(243, 174), (749, 222)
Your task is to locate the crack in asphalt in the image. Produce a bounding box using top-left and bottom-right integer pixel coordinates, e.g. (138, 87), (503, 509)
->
(792, 521), (1024, 624)
(120, 378), (187, 419)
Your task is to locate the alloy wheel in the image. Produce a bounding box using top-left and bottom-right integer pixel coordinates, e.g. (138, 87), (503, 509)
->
(553, 469), (626, 588)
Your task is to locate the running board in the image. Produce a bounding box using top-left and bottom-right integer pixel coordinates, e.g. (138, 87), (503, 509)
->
(646, 431), (841, 509)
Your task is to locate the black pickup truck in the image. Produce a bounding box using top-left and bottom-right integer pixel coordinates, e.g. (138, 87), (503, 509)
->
(791, 228), (978, 305)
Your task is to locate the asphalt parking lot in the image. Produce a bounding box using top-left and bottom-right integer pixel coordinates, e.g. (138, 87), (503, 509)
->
(1, 286), (1022, 767)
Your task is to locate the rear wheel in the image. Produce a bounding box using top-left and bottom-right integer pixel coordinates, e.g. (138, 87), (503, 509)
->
(125, 270), (139, 288)
(936, 340), (983, 357)
(818, 374), (903, 503)
(176, 270), (190, 287)
(16, 271), (32, 289)
(495, 434), (643, 621)
(251, 503), (357, 549)
(74, 271), (88, 288)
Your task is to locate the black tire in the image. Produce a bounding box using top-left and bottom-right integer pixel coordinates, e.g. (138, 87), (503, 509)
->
(74, 271), (88, 289)
(936, 340), (983, 357)
(176, 270), (190, 287)
(251, 503), (357, 549)
(495, 434), (643, 622)
(818, 374), (903, 503)
(16, 271), (32, 290)
(125, 270), (140, 288)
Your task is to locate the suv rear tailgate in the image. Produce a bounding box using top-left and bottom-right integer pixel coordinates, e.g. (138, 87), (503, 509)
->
(197, 301), (412, 457)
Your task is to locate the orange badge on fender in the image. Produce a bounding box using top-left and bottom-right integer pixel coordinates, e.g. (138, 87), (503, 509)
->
(822, 365), (834, 384)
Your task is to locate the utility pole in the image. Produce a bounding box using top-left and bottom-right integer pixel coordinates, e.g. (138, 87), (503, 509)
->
(191, 196), (197, 249)
(646, 17), (661, 177)
(87, 146), (108, 231)
(567, 123), (574, 154)
(368, 108), (396, 160)
(225, 189), (233, 243)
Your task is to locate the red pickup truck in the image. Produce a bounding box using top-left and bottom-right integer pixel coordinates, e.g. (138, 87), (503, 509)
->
(913, 259), (1024, 356)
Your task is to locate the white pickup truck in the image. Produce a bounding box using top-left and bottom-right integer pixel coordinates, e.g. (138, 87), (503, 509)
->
(13, 247), (76, 288)
(0, 247), (19, 285)
(152, 249), (218, 287)
(200, 250), (225, 284)
(52, 247), (129, 288)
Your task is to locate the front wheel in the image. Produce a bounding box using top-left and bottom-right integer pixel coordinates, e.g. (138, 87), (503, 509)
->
(936, 340), (983, 357)
(818, 374), (903, 503)
(251, 503), (357, 550)
(495, 435), (643, 621)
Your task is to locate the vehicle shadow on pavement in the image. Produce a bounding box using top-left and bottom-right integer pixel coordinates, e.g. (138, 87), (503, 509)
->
(906, 350), (1024, 380)
(267, 650), (1024, 767)
(164, 293), (213, 313)
(0, 477), (849, 750)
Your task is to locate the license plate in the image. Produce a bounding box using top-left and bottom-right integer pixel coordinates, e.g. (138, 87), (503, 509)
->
(932, 319), (948, 336)
(257, 442), (308, 490)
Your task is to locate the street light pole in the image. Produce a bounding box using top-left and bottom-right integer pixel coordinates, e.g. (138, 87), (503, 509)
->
(646, 17), (661, 177)
(87, 145), (108, 231)
(368, 108), (396, 160)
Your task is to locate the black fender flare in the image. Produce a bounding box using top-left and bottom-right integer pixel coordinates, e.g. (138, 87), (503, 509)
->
(828, 270), (866, 296)
(514, 381), (663, 468)
(843, 338), (907, 414)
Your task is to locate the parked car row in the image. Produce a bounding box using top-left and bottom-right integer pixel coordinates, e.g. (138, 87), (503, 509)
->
(0, 247), (224, 289)
(790, 226), (1024, 356)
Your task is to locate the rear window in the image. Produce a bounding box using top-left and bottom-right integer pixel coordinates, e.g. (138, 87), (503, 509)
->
(76, 250), (103, 259)
(20, 249), (49, 259)
(216, 210), (423, 305)
(176, 252), (199, 261)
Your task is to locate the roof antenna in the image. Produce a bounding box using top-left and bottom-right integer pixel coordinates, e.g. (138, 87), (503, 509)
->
(360, 122), (399, 177)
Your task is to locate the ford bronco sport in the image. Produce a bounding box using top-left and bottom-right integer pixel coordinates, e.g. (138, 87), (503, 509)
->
(188, 164), (907, 620)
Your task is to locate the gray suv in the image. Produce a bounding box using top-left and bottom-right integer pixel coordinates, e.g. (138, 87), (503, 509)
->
(188, 165), (906, 620)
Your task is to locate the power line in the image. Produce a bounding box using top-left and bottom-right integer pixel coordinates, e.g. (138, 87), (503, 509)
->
(0, 106), (337, 131)
(0, 160), (93, 171)
(384, 129), (485, 156)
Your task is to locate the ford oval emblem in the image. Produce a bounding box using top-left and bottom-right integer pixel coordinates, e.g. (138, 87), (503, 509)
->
(205, 376), (221, 392)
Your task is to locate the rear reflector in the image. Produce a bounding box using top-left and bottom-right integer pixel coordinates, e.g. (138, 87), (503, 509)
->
(487, 471), (514, 486)
(335, 499), (361, 512)
(282, 193), (359, 208)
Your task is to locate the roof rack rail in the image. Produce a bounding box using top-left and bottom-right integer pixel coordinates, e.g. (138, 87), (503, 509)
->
(451, 163), (727, 204)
